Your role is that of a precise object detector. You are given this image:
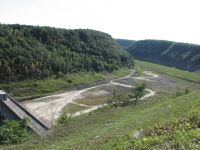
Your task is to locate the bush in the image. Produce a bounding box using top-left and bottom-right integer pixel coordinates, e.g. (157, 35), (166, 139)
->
(129, 113), (200, 149)
(0, 117), (30, 144)
(106, 82), (146, 107)
(131, 82), (146, 104)
(106, 89), (131, 107)
(172, 86), (190, 98)
(57, 109), (72, 124)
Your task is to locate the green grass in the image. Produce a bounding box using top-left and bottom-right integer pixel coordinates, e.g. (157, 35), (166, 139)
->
(1, 72), (104, 100)
(75, 96), (110, 106)
(132, 71), (149, 77)
(0, 68), (131, 101)
(1, 64), (200, 149)
(2, 90), (200, 150)
(66, 103), (89, 114)
(125, 112), (200, 149)
(112, 68), (132, 77)
(132, 64), (150, 77)
(136, 60), (200, 82)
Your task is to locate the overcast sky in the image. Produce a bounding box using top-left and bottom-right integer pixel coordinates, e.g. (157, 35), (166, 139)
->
(0, 0), (200, 44)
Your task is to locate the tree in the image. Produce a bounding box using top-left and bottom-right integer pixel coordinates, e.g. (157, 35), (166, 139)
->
(131, 82), (146, 104)
(0, 24), (135, 83)
(106, 88), (131, 107)
(106, 82), (146, 107)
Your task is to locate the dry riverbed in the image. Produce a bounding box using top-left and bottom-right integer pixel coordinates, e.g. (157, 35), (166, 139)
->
(21, 70), (194, 128)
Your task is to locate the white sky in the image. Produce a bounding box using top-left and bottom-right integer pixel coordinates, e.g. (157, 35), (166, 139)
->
(0, 0), (200, 44)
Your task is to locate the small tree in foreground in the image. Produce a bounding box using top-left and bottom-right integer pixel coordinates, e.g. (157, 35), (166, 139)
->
(131, 82), (146, 104)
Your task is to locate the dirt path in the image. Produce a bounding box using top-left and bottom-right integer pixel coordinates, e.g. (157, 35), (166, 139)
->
(72, 71), (157, 117)
(21, 70), (157, 127)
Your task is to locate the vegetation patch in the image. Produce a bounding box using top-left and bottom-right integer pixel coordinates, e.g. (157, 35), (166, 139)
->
(136, 60), (200, 82)
(75, 96), (109, 106)
(1, 61), (200, 149)
(1, 89), (200, 149)
(106, 82), (146, 107)
(112, 69), (132, 78)
(2, 68), (131, 101)
(172, 85), (191, 98)
(0, 24), (134, 84)
(132, 71), (149, 77)
(0, 117), (30, 144)
(56, 109), (72, 125)
(66, 103), (89, 114)
(4, 72), (104, 100)
(132, 65), (150, 77)
(123, 112), (200, 150)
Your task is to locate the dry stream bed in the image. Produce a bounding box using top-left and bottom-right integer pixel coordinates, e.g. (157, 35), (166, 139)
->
(20, 70), (195, 128)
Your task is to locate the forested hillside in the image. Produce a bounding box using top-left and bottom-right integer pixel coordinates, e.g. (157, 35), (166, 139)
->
(115, 39), (135, 48)
(0, 24), (134, 83)
(126, 40), (200, 71)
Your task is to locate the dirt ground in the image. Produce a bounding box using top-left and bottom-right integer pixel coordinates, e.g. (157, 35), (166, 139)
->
(20, 70), (198, 128)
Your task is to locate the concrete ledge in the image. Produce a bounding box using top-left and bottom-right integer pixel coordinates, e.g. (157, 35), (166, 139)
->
(0, 101), (21, 120)
(8, 95), (49, 130)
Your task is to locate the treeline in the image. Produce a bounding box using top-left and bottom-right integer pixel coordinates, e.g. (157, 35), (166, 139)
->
(0, 24), (134, 83)
(115, 39), (135, 49)
(126, 40), (200, 71)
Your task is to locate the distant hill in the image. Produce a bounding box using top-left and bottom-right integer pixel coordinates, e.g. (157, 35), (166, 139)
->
(115, 39), (135, 49)
(126, 40), (200, 71)
(0, 24), (134, 83)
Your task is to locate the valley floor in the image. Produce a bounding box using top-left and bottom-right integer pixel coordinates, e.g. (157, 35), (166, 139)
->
(2, 66), (200, 150)
(20, 69), (196, 128)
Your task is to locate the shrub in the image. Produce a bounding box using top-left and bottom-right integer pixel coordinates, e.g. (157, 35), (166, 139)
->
(128, 113), (200, 149)
(0, 117), (30, 144)
(57, 109), (72, 124)
(172, 86), (190, 98)
(106, 82), (146, 107)
(106, 89), (131, 107)
(131, 82), (146, 104)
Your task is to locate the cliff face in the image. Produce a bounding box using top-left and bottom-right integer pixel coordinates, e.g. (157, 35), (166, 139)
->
(126, 40), (200, 71)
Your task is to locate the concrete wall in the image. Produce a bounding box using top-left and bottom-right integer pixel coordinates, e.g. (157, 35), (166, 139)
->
(8, 96), (49, 130)
(0, 101), (20, 121)
(0, 96), (49, 136)
(0, 94), (8, 101)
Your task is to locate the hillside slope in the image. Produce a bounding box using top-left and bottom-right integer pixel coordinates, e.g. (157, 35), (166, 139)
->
(2, 65), (200, 149)
(126, 40), (200, 71)
(115, 39), (135, 48)
(0, 24), (134, 83)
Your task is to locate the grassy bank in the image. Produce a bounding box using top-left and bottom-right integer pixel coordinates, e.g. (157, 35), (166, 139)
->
(0, 68), (131, 101)
(1, 62), (200, 149)
(2, 89), (199, 150)
(11, 72), (104, 100)
(112, 69), (132, 77)
(135, 60), (200, 82)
